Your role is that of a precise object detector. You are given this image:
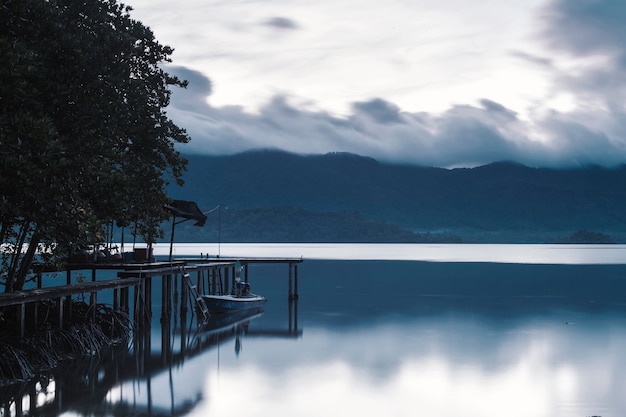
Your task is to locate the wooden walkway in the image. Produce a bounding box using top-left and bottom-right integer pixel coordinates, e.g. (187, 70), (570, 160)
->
(0, 278), (141, 308)
(0, 256), (303, 338)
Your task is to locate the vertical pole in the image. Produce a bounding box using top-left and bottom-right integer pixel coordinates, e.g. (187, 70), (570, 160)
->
(169, 216), (176, 262)
(294, 295), (299, 333)
(288, 263), (293, 300)
(146, 277), (152, 326)
(121, 286), (128, 314)
(133, 281), (139, 329)
(29, 383), (37, 416)
(173, 272), (179, 324)
(181, 270), (188, 318)
(90, 268), (97, 318)
(161, 311), (171, 365)
(179, 270), (188, 353)
(134, 279), (143, 330)
(114, 288), (119, 312)
(224, 267), (230, 295)
(218, 206), (221, 257)
(161, 275), (169, 324)
(288, 298), (293, 333)
(231, 265), (236, 293)
(15, 392), (22, 416)
(19, 302), (25, 339)
(294, 264), (299, 300)
(58, 296), (64, 330)
(66, 268), (72, 322)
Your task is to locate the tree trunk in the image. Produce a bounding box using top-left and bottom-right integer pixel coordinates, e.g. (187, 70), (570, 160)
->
(13, 231), (42, 292)
(5, 222), (30, 293)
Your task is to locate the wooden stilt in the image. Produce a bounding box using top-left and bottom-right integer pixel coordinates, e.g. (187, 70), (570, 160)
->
(294, 264), (299, 300)
(288, 263), (293, 300)
(18, 302), (25, 339)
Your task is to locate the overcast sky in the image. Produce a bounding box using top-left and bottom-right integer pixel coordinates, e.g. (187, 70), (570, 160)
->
(128, 0), (626, 168)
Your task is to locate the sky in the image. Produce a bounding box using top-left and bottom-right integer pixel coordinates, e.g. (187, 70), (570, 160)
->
(127, 0), (626, 168)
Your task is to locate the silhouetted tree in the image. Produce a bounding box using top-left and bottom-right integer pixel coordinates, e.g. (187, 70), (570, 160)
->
(0, 0), (189, 291)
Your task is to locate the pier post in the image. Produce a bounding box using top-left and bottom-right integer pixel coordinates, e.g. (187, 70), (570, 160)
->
(18, 302), (25, 339)
(90, 268), (97, 318)
(65, 268), (72, 322)
(161, 275), (171, 324)
(288, 263), (293, 300)
(135, 279), (145, 329)
(120, 286), (128, 314)
(294, 264), (299, 300)
(145, 277), (153, 326)
(57, 296), (64, 330)
(180, 270), (188, 318)
(113, 288), (119, 311)
(197, 269), (203, 295)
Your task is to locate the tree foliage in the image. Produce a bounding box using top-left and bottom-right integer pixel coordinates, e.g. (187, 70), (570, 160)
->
(0, 0), (190, 291)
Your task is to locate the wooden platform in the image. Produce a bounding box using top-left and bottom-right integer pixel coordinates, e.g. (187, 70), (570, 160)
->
(0, 277), (141, 308)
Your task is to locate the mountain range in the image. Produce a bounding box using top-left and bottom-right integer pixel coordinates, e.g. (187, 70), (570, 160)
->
(165, 150), (626, 243)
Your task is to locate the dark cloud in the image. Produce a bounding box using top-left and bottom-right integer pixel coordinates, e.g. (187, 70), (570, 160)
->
(542, 0), (626, 61)
(478, 99), (517, 119)
(165, 64), (626, 169)
(352, 98), (404, 124)
(540, 0), (626, 100)
(166, 65), (213, 111)
(263, 16), (299, 30)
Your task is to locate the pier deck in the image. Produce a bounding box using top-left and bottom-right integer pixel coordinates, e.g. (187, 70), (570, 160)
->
(0, 277), (141, 308)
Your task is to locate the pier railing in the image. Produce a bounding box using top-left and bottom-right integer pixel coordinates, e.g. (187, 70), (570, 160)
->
(0, 257), (303, 338)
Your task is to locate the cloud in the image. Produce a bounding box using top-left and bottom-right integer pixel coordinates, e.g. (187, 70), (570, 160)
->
(162, 0), (626, 170)
(167, 66), (212, 111)
(539, 0), (626, 103)
(166, 65), (626, 168)
(541, 0), (626, 60)
(352, 99), (404, 125)
(262, 16), (300, 30)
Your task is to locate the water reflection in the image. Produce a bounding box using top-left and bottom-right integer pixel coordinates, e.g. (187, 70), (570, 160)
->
(1, 280), (299, 417)
(3, 258), (626, 417)
(188, 261), (626, 417)
(191, 312), (626, 417)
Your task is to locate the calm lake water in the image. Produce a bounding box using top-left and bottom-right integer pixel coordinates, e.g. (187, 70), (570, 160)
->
(8, 244), (626, 417)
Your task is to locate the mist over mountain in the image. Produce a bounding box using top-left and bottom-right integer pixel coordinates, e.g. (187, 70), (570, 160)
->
(166, 150), (626, 243)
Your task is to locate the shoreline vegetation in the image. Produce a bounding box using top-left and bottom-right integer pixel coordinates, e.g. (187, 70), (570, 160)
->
(156, 205), (618, 244)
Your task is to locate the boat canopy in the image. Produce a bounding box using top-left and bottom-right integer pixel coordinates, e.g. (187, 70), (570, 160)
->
(164, 200), (208, 227)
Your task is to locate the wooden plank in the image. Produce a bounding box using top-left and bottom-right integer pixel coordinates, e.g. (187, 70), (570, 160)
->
(0, 278), (142, 308)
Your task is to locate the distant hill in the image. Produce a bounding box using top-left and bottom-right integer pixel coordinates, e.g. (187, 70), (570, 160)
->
(165, 150), (626, 243)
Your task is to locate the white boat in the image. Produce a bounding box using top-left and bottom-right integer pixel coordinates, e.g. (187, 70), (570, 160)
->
(200, 293), (267, 314)
(200, 280), (266, 314)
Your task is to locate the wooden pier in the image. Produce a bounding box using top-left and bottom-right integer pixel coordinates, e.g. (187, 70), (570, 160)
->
(0, 256), (303, 339)
(0, 256), (304, 417)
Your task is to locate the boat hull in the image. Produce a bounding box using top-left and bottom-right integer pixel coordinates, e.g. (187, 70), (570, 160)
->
(201, 294), (267, 314)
